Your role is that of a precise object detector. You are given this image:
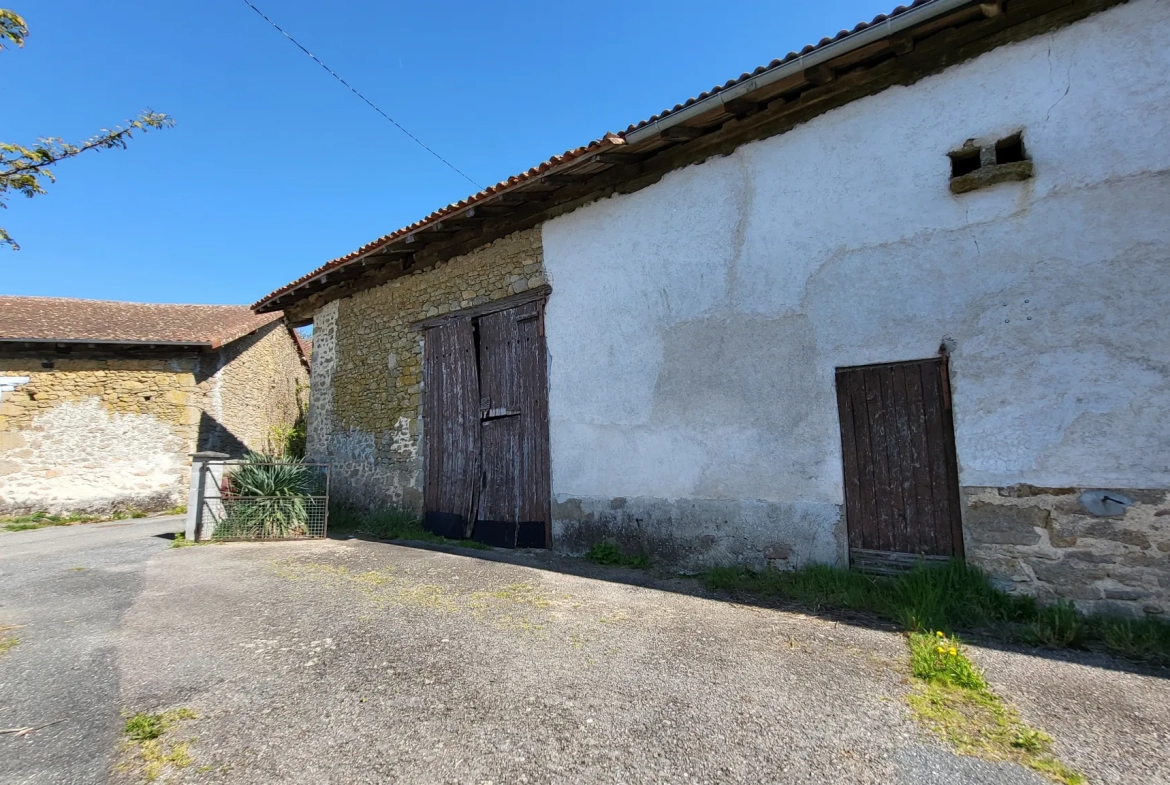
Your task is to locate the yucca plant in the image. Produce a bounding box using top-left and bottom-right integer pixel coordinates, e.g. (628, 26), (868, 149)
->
(214, 453), (316, 539)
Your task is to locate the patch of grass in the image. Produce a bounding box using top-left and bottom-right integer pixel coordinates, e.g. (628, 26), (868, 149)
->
(584, 541), (649, 568)
(1023, 600), (1086, 649)
(1091, 615), (1170, 665)
(906, 632), (1083, 784)
(701, 560), (1170, 665)
(2, 507), (150, 531)
(329, 505), (491, 550)
(161, 505), (187, 516)
(169, 531), (217, 548)
(119, 708), (199, 781)
(0, 625), (20, 656)
(2, 511), (86, 531)
(909, 631), (988, 691)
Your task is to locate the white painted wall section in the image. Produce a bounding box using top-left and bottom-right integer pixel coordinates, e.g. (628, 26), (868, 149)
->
(541, 0), (1170, 565)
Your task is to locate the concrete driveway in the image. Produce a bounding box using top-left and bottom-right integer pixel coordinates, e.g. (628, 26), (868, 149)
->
(1, 521), (1168, 784)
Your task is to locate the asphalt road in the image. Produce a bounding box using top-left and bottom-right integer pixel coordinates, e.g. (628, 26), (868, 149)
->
(3, 522), (1169, 784)
(0, 516), (182, 785)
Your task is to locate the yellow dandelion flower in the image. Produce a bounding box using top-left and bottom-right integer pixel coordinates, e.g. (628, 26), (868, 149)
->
(937, 631), (945, 638)
(937, 646), (946, 654)
(949, 647), (958, 656)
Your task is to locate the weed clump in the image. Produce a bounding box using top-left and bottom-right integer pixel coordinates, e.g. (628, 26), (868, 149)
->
(119, 708), (199, 781)
(1024, 600), (1086, 648)
(906, 632), (1083, 784)
(0, 625), (19, 656)
(584, 541), (649, 568)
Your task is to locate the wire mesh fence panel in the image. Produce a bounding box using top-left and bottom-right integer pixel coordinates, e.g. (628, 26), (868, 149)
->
(200, 462), (329, 541)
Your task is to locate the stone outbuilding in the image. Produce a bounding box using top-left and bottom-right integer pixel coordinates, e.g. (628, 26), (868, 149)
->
(0, 297), (309, 516)
(254, 0), (1170, 617)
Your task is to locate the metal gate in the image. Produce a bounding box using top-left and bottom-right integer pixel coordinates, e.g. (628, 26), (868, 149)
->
(186, 454), (330, 542)
(835, 357), (963, 572)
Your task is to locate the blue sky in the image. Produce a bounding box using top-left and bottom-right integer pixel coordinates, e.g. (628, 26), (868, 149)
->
(4, 0), (890, 306)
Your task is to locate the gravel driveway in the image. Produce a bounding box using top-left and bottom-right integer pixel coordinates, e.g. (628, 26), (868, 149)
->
(2, 522), (1168, 784)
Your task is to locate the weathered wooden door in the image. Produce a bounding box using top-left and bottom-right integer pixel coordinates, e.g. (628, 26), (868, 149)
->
(422, 296), (551, 547)
(423, 318), (481, 538)
(835, 357), (963, 569)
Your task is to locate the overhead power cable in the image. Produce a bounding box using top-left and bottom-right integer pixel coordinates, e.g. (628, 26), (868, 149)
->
(240, 0), (483, 189)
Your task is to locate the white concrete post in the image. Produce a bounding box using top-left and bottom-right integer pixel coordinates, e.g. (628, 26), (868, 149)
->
(186, 452), (229, 542)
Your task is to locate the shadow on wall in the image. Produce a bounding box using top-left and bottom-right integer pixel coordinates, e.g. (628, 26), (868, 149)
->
(196, 411), (249, 457)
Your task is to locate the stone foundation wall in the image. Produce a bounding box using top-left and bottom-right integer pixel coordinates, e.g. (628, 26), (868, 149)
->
(963, 485), (1170, 618)
(553, 495), (845, 573)
(310, 227), (544, 511)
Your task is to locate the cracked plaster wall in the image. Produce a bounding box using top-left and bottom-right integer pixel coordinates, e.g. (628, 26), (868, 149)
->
(541, 0), (1170, 581)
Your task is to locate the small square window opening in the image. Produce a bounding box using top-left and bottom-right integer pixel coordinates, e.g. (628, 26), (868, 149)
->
(949, 148), (982, 178)
(996, 134), (1026, 164)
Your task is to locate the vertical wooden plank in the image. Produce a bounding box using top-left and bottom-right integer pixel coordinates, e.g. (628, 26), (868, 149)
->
(878, 365), (911, 552)
(862, 368), (896, 552)
(901, 362), (939, 555)
(517, 304), (551, 538)
(919, 360), (956, 556)
(422, 318), (481, 536)
(847, 369), (879, 551)
(835, 370), (864, 552)
(938, 359), (965, 560)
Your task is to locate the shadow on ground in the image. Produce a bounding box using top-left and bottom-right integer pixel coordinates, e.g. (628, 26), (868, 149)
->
(323, 527), (1170, 682)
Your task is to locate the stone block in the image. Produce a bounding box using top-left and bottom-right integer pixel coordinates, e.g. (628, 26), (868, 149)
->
(0, 432), (26, 450)
(1032, 559), (1109, 586)
(965, 501), (1047, 545)
(0, 459), (20, 476)
(998, 484), (1076, 498)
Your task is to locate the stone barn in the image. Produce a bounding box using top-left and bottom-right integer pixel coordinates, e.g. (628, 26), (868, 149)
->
(255, 0), (1170, 616)
(0, 297), (309, 516)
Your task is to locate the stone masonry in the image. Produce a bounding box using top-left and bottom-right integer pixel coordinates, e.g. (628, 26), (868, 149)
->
(0, 322), (307, 516)
(308, 227), (544, 510)
(964, 485), (1170, 619)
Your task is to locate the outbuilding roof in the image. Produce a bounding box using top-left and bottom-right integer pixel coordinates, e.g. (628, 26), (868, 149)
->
(0, 296), (283, 348)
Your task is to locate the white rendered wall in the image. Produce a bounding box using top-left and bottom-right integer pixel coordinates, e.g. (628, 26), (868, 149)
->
(541, 0), (1170, 564)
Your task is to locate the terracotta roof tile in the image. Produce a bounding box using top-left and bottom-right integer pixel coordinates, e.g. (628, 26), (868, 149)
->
(0, 296), (283, 348)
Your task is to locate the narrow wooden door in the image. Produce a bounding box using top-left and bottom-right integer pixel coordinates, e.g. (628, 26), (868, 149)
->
(476, 301), (551, 545)
(423, 318), (481, 538)
(835, 357), (963, 565)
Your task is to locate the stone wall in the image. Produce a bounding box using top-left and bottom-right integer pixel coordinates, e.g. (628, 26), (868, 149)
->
(0, 324), (308, 516)
(309, 227), (544, 510)
(964, 486), (1170, 619)
(197, 322), (308, 455)
(0, 356), (200, 515)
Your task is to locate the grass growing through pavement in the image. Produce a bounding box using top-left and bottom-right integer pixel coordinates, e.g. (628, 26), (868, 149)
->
(328, 506), (491, 549)
(119, 708), (199, 781)
(907, 631), (1084, 784)
(2, 509), (147, 532)
(702, 560), (1170, 665)
(584, 541), (649, 568)
(0, 625), (19, 656)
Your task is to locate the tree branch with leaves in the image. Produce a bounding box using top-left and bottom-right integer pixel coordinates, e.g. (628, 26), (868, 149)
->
(0, 9), (173, 250)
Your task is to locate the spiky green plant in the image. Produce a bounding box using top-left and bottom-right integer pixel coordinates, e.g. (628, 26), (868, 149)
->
(213, 454), (317, 539)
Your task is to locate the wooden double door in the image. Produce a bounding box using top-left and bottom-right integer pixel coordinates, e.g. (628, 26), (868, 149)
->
(835, 357), (963, 569)
(421, 296), (550, 548)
